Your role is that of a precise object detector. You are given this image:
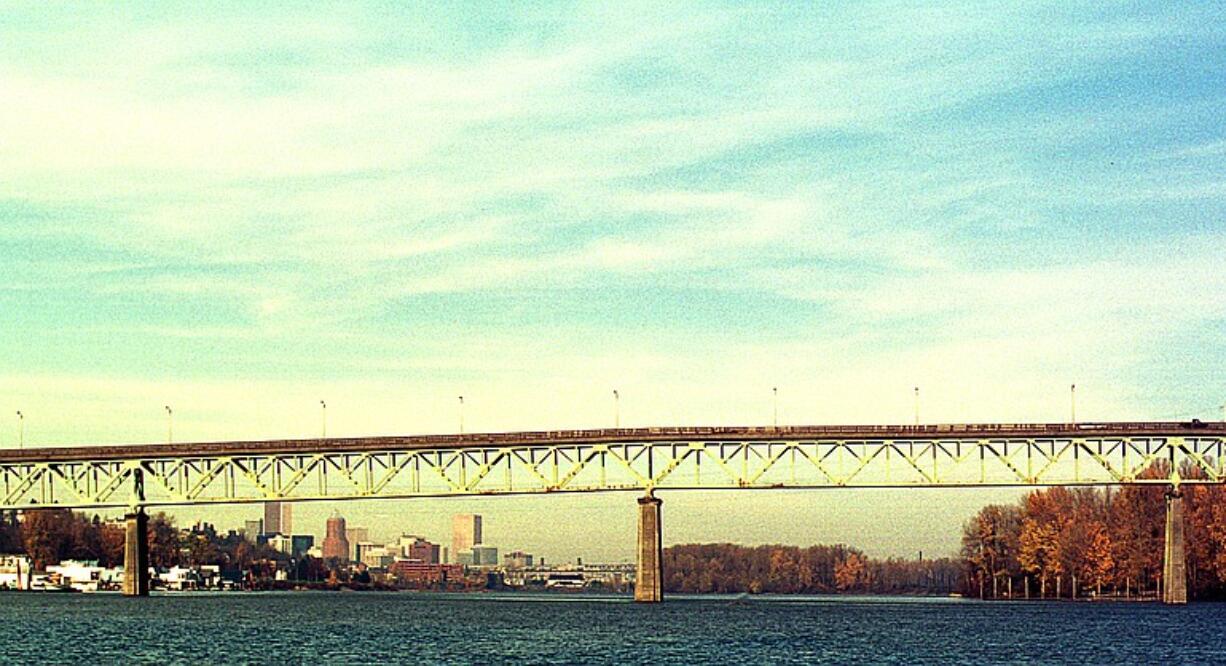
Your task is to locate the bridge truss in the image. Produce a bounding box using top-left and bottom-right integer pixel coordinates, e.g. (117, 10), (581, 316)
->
(2, 424), (1225, 510)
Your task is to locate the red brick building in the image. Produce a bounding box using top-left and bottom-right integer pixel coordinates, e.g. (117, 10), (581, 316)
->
(321, 514), (350, 562)
(404, 537), (440, 564)
(388, 561), (463, 586)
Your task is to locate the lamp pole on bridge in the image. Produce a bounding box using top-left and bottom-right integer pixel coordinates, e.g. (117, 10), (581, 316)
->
(458, 396), (465, 434)
(164, 405), (173, 444)
(320, 400), (327, 438)
(15, 411), (22, 449)
(1070, 384), (1076, 424)
(772, 387), (778, 427)
(913, 387), (919, 425)
(613, 390), (620, 428)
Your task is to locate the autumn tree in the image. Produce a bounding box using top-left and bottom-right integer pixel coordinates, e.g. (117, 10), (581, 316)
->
(1080, 521), (1114, 595)
(0, 511), (23, 553)
(834, 552), (868, 592)
(1110, 463), (1167, 595)
(99, 522), (125, 567)
(767, 548), (801, 594)
(21, 509), (70, 569)
(1018, 517), (1060, 597)
(148, 513), (182, 568)
(962, 504), (1021, 597)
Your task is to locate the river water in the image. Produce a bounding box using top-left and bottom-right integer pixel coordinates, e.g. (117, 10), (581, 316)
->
(0, 592), (1221, 664)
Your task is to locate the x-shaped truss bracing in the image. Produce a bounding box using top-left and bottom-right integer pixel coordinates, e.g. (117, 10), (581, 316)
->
(2, 436), (1223, 510)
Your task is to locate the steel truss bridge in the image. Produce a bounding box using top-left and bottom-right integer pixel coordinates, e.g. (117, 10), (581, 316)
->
(1, 421), (1224, 511)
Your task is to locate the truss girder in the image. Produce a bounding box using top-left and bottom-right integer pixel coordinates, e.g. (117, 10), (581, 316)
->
(1, 435), (1223, 510)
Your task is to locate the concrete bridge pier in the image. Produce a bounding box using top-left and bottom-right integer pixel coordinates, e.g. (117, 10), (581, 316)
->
(1162, 488), (1187, 605)
(123, 507), (150, 597)
(635, 493), (663, 603)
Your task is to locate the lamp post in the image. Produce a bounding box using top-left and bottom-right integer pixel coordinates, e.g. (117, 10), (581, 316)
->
(320, 400), (327, 438)
(15, 411), (23, 449)
(913, 387), (920, 426)
(772, 387), (778, 427)
(613, 390), (620, 428)
(1070, 384), (1076, 424)
(164, 405), (173, 444)
(458, 396), (465, 434)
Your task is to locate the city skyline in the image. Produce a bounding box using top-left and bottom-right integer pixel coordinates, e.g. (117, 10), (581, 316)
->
(2, 3), (1224, 561)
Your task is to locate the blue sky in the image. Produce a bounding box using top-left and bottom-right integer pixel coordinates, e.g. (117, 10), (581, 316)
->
(2, 3), (1224, 559)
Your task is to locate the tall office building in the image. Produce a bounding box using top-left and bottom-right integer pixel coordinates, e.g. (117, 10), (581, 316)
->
(322, 514), (350, 562)
(264, 501), (292, 535)
(451, 514), (482, 562)
(345, 527), (370, 561)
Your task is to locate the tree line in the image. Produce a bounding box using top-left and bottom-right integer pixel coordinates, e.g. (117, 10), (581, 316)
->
(663, 543), (961, 594)
(0, 509), (281, 572)
(962, 461), (1226, 599)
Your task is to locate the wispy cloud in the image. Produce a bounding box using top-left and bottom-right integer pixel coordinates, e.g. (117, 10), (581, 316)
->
(11, 2), (1226, 563)
(1, 1), (1223, 439)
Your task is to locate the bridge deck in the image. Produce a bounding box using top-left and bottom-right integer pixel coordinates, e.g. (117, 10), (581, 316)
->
(3, 421), (1222, 463)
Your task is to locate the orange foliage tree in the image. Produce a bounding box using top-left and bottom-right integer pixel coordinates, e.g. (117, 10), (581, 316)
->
(961, 460), (1226, 600)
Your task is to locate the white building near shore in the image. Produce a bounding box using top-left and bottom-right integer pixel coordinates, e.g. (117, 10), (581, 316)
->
(46, 560), (124, 592)
(0, 555), (32, 590)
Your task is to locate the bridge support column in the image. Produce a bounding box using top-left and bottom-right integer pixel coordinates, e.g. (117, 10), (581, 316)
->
(635, 494), (663, 603)
(123, 508), (150, 597)
(1162, 489), (1187, 605)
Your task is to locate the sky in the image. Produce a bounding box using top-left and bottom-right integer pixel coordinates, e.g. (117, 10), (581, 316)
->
(1, 2), (1224, 562)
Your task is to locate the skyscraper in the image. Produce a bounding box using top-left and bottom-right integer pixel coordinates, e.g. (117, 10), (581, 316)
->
(345, 527), (370, 560)
(264, 501), (292, 535)
(322, 514), (349, 562)
(451, 514), (481, 562)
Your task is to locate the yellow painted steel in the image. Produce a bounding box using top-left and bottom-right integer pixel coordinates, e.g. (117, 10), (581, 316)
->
(1, 432), (1224, 510)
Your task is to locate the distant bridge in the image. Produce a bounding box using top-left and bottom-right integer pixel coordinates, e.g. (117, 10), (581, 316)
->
(3, 420), (1221, 601)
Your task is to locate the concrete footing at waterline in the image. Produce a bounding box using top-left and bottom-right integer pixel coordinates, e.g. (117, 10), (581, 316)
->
(123, 508), (150, 597)
(635, 494), (663, 603)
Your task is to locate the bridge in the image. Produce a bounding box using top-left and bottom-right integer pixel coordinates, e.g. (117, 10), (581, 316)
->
(3, 420), (1223, 602)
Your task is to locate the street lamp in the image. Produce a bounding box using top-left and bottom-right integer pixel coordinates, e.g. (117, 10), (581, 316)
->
(458, 396), (465, 434)
(164, 405), (173, 444)
(913, 387), (920, 426)
(320, 400), (327, 438)
(613, 390), (620, 428)
(1070, 384), (1076, 424)
(772, 387), (778, 427)
(16, 411), (23, 449)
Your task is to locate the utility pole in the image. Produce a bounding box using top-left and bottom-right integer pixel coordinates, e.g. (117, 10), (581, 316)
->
(320, 400), (327, 438)
(458, 396), (465, 434)
(164, 405), (173, 444)
(16, 411), (23, 449)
